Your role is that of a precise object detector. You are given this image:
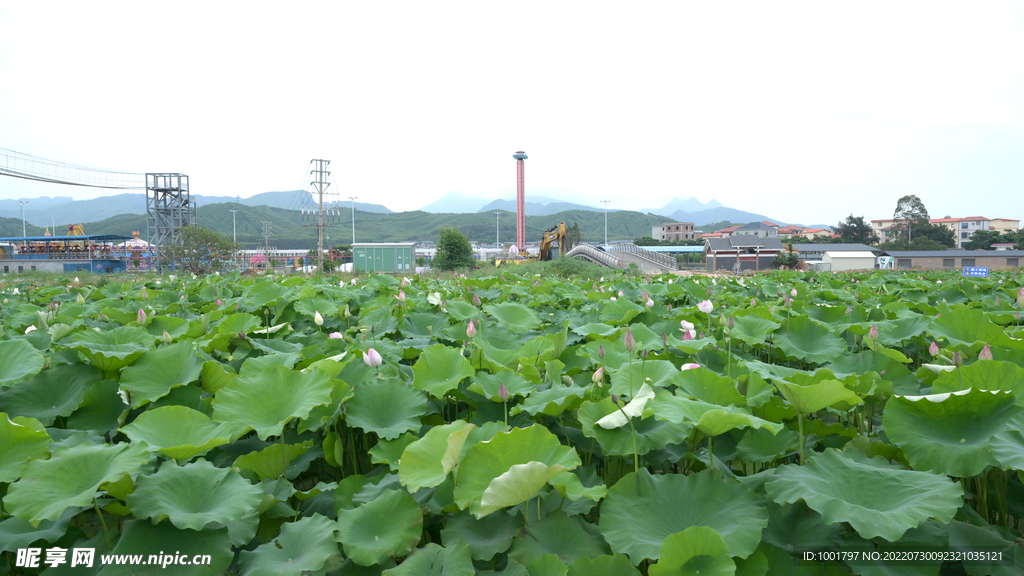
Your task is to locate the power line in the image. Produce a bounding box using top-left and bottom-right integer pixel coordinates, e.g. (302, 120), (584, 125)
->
(0, 147), (145, 189)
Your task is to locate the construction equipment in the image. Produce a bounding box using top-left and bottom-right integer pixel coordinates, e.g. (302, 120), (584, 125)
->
(538, 222), (566, 261)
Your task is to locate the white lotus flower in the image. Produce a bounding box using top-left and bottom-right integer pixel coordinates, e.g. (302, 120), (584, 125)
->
(314, 311), (324, 326)
(24, 325), (37, 334)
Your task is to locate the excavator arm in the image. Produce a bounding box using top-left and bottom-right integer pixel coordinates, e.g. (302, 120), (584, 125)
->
(538, 222), (566, 261)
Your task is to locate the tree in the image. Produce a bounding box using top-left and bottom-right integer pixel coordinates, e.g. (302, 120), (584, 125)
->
(434, 227), (474, 271)
(160, 225), (240, 274)
(915, 222), (956, 248)
(772, 243), (800, 269)
(892, 195), (930, 242)
(564, 222), (582, 252)
(835, 214), (879, 245)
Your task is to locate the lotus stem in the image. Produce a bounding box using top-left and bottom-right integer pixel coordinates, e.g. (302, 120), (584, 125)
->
(798, 413), (806, 465)
(613, 402), (639, 474)
(281, 434), (287, 479)
(94, 498), (112, 550)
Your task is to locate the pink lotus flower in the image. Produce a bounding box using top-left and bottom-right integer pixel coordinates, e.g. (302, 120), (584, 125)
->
(472, 293), (481, 306)
(137, 308), (147, 324)
(396, 290), (406, 302)
(681, 363), (701, 371)
(363, 348), (383, 367)
(329, 332), (343, 339)
(681, 330), (695, 341)
(751, 298), (757, 307)
(1018, 288), (1024, 308)
(466, 320), (477, 338)
(868, 324), (879, 340)
(642, 290), (649, 301)
(610, 296), (617, 301)
(216, 299), (222, 306)
(592, 366), (604, 383)
(645, 298), (654, 308)
(791, 288), (798, 297)
(142, 288), (149, 299)
(979, 343), (993, 361)
(929, 341), (939, 356)
(697, 300), (713, 314)
(618, 290), (624, 298)
(624, 328), (635, 352)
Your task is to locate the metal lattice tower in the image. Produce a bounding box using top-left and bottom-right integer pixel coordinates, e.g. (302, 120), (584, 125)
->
(513, 151), (528, 252)
(300, 159), (341, 272)
(146, 173), (195, 251)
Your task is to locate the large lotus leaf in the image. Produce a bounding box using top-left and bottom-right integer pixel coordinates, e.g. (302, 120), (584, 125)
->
(482, 302), (542, 333)
(0, 364), (101, 425)
(929, 307), (1013, 350)
(578, 398), (693, 456)
(239, 352), (300, 375)
(773, 379), (861, 415)
(370, 433), (418, 470)
(599, 470), (767, 562)
(120, 405), (235, 461)
(512, 384), (588, 417)
(932, 360), (1024, 397)
(294, 295), (339, 318)
(200, 360), (239, 395)
(412, 343), (476, 398)
(883, 388), (1019, 477)
(0, 414), (51, 483)
(827, 350), (920, 396)
(990, 417), (1024, 471)
(0, 339), (45, 388)
(772, 316), (846, 364)
(0, 506), (78, 553)
(729, 314), (782, 347)
(95, 519), (233, 576)
(244, 281), (291, 307)
(549, 468), (608, 502)
(454, 425), (581, 516)
(5, 443), (150, 523)
(66, 326), (152, 373)
(648, 392), (782, 437)
(676, 368), (746, 406)
(572, 322), (620, 338)
(119, 339), (203, 408)
(580, 339), (632, 371)
(213, 366), (333, 440)
(764, 449), (963, 542)
(599, 298), (643, 325)
(399, 420), (474, 492)
(649, 526), (735, 576)
(233, 441), (313, 480)
(336, 489), (423, 566)
(567, 554), (641, 576)
(440, 509), (520, 561)
(217, 312), (263, 334)
(239, 514), (339, 576)
(526, 555), (568, 576)
(382, 541), (475, 576)
(736, 427), (799, 464)
(127, 459), (263, 530)
(345, 378), (429, 440)
(608, 360), (679, 396)
(479, 462), (569, 517)
(469, 369), (536, 401)
(508, 511), (609, 565)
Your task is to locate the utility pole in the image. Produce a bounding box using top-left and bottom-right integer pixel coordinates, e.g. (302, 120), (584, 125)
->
(50, 215), (56, 235)
(309, 160), (331, 273)
(494, 211), (501, 246)
(17, 200), (28, 237)
(348, 196), (358, 245)
(229, 210), (239, 243)
(600, 200), (610, 246)
(262, 221), (272, 255)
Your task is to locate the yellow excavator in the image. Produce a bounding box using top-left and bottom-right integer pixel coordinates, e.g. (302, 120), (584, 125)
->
(495, 222), (567, 267)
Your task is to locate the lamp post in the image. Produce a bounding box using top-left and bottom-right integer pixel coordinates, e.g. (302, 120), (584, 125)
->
(50, 215), (56, 235)
(600, 200), (610, 247)
(348, 196), (358, 244)
(229, 210), (239, 243)
(17, 200), (28, 237)
(493, 210), (501, 246)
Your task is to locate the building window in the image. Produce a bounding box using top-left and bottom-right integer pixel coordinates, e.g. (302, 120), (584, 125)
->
(943, 259), (955, 269)
(961, 232), (969, 239)
(897, 259), (912, 269)
(2, 266), (7, 273)
(962, 258), (975, 267)
(961, 223), (969, 229)
(1008, 258), (1019, 268)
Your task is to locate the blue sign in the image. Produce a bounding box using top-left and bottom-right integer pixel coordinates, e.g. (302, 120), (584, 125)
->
(963, 267), (989, 277)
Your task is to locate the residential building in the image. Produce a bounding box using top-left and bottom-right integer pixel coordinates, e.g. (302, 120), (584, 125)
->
(652, 222), (700, 241)
(704, 236), (784, 272)
(732, 221), (779, 238)
(874, 216), (1009, 248)
(990, 218), (1020, 233)
(716, 224), (743, 238)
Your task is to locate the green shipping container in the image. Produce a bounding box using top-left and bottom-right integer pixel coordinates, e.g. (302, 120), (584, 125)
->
(352, 243), (415, 273)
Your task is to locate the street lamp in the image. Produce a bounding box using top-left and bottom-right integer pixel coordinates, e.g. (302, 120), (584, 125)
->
(50, 215), (56, 235)
(348, 196), (358, 244)
(600, 200), (610, 247)
(229, 210), (239, 243)
(16, 200), (28, 237)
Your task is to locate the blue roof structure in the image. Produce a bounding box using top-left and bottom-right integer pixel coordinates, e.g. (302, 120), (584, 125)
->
(0, 234), (132, 242)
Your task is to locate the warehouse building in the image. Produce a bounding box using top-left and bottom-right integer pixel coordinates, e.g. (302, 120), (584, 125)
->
(884, 250), (1024, 270)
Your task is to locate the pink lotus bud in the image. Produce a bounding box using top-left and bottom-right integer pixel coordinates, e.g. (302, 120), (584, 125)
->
(498, 382), (510, 402)
(1018, 288), (1024, 308)
(466, 320), (477, 338)
(845, 306), (852, 315)
(142, 288), (149, 299)
(663, 333), (668, 348)
(995, 295), (1001, 306)
(727, 315), (735, 330)
(137, 308), (147, 324)
(699, 331), (705, 339)
(237, 332), (247, 340)
(751, 298), (757, 307)
(682, 330), (695, 341)
(329, 332), (343, 339)
(953, 351), (962, 366)
(610, 296), (617, 301)
(216, 299), (222, 306)
(598, 345), (606, 359)
(979, 344), (993, 361)
(784, 297), (793, 309)
(363, 348), (383, 368)
(642, 290), (649, 301)
(396, 289), (406, 302)
(472, 293), (481, 306)
(681, 320), (695, 331)
(624, 328), (636, 352)
(681, 363), (700, 371)
(791, 288), (798, 297)
(592, 366), (604, 383)
(697, 300), (713, 314)
(929, 341), (939, 356)
(646, 298), (654, 308)
(618, 290), (624, 298)
(641, 349), (649, 360)
(868, 324), (879, 340)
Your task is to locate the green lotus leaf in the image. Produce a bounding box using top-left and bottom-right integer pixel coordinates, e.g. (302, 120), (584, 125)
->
(454, 425), (581, 516)
(469, 369), (536, 401)
(567, 554), (642, 576)
(239, 352), (300, 375)
(0, 364), (101, 425)
(213, 365), (333, 440)
(736, 427), (798, 464)
(599, 298), (643, 325)
(217, 312), (263, 334)
(526, 555), (568, 576)
(294, 295), (339, 318)
(511, 384), (587, 417)
(597, 384), (656, 429)
(412, 343), (476, 398)
(773, 379), (861, 415)
(399, 420), (474, 492)
(66, 326), (152, 374)
(508, 511), (609, 565)
(244, 281), (291, 308)
(345, 378), (429, 440)
(676, 368), (746, 406)
(599, 470), (767, 562)
(608, 360), (679, 396)
(144, 315), (190, 341)
(931, 360), (1024, 397)
(929, 307), (1013, 350)
(233, 440), (313, 480)
(440, 509), (520, 561)
(580, 340), (632, 371)
(299, 376), (354, 433)
(764, 449), (963, 542)
(549, 468), (608, 502)
(479, 461), (569, 517)
(0, 506), (77, 554)
(572, 322), (620, 338)
(484, 302), (541, 333)
(761, 500), (846, 554)
(0, 414), (51, 483)
(119, 339), (203, 408)
(578, 398), (693, 456)
(127, 459), (263, 530)
(120, 405), (235, 461)
(66, 377), (129, 434)
(370, 432), (418, 470)
(649, 526), (735, 576)
(0, 339), (45, 388)
(883, 388), (1020, 477)
(6, 443), (150, 523)
(648, 392), (783, 437)
(336, 489), (423, 566)
(772, 316), (846, 364)
(989, 420), (1024, 472)
(729, 314), (782, 347)
(97, 519), (233, 576)
(200, 360), (238, 395)
(382, 541), (475, 576)
(239, 514), (339, 576)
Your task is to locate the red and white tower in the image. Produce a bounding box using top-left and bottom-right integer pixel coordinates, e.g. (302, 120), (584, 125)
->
(513, 151), (528, 252)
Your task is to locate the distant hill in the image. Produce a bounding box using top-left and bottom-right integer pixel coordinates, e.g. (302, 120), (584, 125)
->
(418, 193), (494, 214)
(0, 216), (45, 238)
(670, 206), (780, 226)
(642, 197), (722, 215)
(0, 196), (75, 214)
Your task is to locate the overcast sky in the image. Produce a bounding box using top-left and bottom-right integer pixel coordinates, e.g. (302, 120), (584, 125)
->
(2, 1), (1023, 225)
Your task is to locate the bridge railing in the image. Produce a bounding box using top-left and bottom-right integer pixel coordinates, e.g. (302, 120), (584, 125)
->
(566, 245), (621, 268)
(612, 244), (679, 270)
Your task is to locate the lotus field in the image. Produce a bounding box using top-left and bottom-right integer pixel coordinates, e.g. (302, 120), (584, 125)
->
(3, 269), (1024, 575)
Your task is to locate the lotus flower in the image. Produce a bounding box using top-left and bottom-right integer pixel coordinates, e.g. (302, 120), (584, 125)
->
(363, 348), (383, 368)
(401, 277), (410, 287)
(642, 290), (649, 301)
(697, 300), (713, 314)
(237, 332), (247, 340)
(396, 290), (406, 302)
(953, 351), (963, 366)
(74, 276), (80, 283)
(141, 288), (149, 299)
(162, 330), (172, 344)
(680, 363), (700, 371)
(592, 366), (604, 383)
(845, 306), (852, 315)
(344, 305), (352, 318)
(645, 298), (654, 308)
(791, 288), (798, 297)
(598, 345), (606, 359)
(784, 297), (793, 309)
(662, 333), (667, 347)
(667, 303), (673, 312)
(995, 295), (1001, 306)
(727, 315), (735, 330)
(137, 308), (147, 324)
(624, 328), (635, 352)
(618, 290), (624, 297)
(328, 332), (343, 339)
(314, 311), (324, 326)
(1018, 288), (1024, 308)
(610, 296), (617, 301)
(682, 330), (695, 340)
(466, 320), (477, 338)
(929, 341), (939, 356)
(351, 279), (358, 285)
(472, 293), (481, 306)
(937, 280), (942, 284)
(751, 298), (757, 307)
(216, 299), (222, 306)
(979, 343), (993, 361)
(868, 324), (879, 340)
(25, 325), (37, 334)
(169, 275), (176, 282)
(12, 288), (19, 295)
(76, 293), (85, 305)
